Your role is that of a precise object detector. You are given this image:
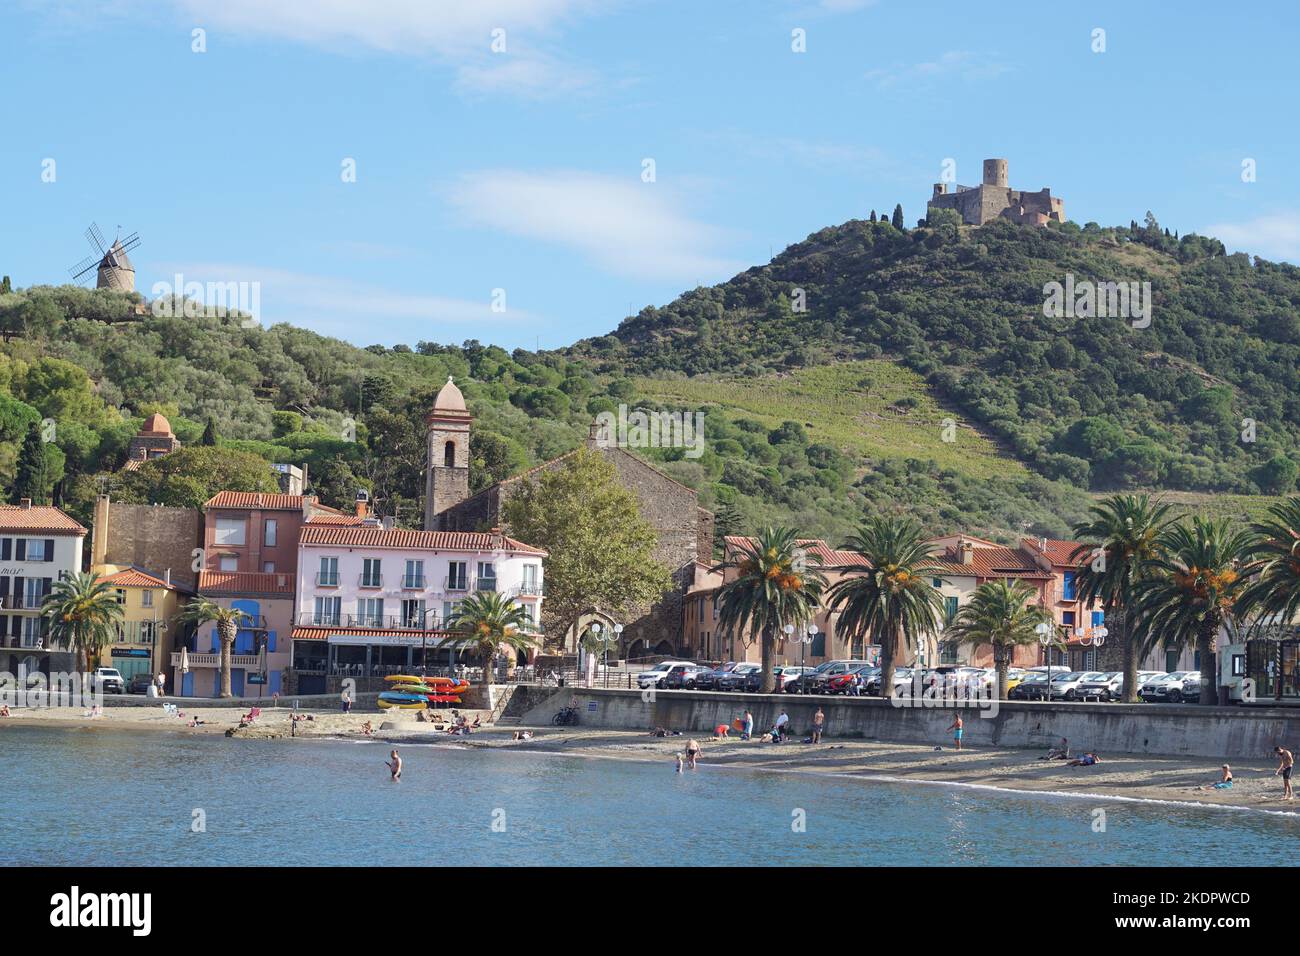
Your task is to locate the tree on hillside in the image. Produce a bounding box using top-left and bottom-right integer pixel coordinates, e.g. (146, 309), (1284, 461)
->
(715, 526), (827, 694)
(891, 204), (905, 230)
(1070, 494), (1174, 702)
(12, 420), (59, 504)
(114, 445), (281, 509)
(501, 447), (673, 652)
(201, 417), (217, 446)
(712, 501), (743, 557)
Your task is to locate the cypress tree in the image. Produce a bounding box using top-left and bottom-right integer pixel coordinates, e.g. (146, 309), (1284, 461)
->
(201, 416), (217, 446)
(891, 203), (905, 230)
(13, 422), (49, 504)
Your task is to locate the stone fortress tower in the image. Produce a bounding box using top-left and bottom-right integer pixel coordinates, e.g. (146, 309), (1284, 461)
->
(928, 157), (1064, 226)
(423, 377), (472, 531)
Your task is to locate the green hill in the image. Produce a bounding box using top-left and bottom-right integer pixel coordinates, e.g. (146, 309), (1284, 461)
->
(1, 208), (1295, 548)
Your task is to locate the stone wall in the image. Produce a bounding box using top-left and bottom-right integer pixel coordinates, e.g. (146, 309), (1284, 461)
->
(91, 496), (201, 588)
(514, 687), (1300, 760)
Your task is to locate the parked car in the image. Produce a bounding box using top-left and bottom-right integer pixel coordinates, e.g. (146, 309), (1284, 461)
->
(1008, 672), (1051, 700)
(1140, 671), (1202, 703)
(774, 666), (814, 692)
(826, 664), (879, 695)
(865, 666), (916, 696)
(635, 660), (695, 689)
(1048, 671), (1104, 700)
(693, 662), (738, 691)
(660, 664), (711, 689)
(1076, 671), (1167, 701)
(127, 673), (155, 695)
(717, 662), (762, 692)
(809, 660), (874, 693)
(92, 667), (126, 694)
(784, 660), (838, 694)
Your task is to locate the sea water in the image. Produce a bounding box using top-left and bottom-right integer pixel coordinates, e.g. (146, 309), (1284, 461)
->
(2, 725), (1295, 866)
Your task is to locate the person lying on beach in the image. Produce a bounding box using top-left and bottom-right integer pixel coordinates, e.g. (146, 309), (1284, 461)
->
(1042, 738), (1070, 760)
(188, 716), (205, 727)
(1197, 765), (1233, 790)
(1066, 753), (1100, 767)
(512, 730), (533, 741)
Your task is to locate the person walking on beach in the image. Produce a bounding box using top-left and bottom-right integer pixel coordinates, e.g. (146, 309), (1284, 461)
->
(386, 749), (402, 782)
(742, 710), (754, 741)
(685, 739), (701, 769)
(947, 714), (964, 751)
(341, 691), (352, 714)
(812, 706), (825, 744)
(1275, 745), (1294, 799)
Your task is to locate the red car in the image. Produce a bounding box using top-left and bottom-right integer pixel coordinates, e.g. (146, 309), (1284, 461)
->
(825, 666), (874, 695)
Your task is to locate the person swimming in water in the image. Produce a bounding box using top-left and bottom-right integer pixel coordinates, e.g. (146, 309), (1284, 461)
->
(386, 749), (402, 781)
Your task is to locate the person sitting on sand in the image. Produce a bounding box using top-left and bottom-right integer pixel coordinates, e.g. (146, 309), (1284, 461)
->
(360, 721), (373, 736)
(1197, 765), (1233, 790)
(1066, 752), (1100, 767)
(0, 704), (9, 717)
(1043, 738), (1070, 760)
(471, 715), (482, 728)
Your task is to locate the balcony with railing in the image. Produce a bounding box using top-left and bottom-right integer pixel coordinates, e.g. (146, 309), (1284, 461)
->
(475, 575), (497, 593)
(511, 582), (544, 598)
(295, 611), (449, 631)
(401, 574), (427, 590)
(316, 572), (340, 587)
(170, 652), (262, 668)
(443, 575), (469, 592)
(358, 574), (384, 589)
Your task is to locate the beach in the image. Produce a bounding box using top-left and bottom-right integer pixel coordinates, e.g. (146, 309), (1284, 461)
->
(3, 702), (1294, 816)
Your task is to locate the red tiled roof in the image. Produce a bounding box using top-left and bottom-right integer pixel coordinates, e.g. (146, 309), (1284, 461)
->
(99, 567), (189, 590)
(292, 626), (454, 641)
(205, 491), (347, 514)
(1021, 537), (1089, 567)
(0, 505), (87, 535)
(930, 544), (1052, 580)
(299, 525), (547, 556)
(198, 570), (295, 594)
(305, 512), (366, 526)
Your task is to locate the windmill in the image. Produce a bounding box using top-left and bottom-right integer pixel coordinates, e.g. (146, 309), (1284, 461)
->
(68, 222), (140, 292)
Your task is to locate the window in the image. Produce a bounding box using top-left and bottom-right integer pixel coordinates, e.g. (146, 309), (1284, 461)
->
(442, 600), (461, 623)
(114, 588), (127, 605)
(444, 441), (455, 467)
(318, 557), (339, 587)
(403, 560), (425, 589)
(264, 519), (277, 547)
(932, 577), (943, 588)
(1063, 571), (1077, 602)
(361, 558), (382, 588)
(219, 556), (238, 572)
(1062, 611), (1075, 627)
(521, 564), (540, 595)
(944, 595), (959, 623)
(25, 539), (48, 561)
(698, 600), (704, 622)
(22, 616), (43, 647)
(477, 561), (496, 591)
(401, 599), (426, 628)
(1091, 610), (1105, 627)
(141, 590), (153, 607)
(357, 598), (384, 627)
(314, 596), (341, 626)
(447, 562), (467, 590)
(214, 517), (246, 546)
(263, 562), (275, 573)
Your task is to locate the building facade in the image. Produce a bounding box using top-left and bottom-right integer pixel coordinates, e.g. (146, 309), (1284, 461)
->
(290, 524), (546, 693)
(90, 495), (202, 590)
(94, 566), (193, 688)
(0, 502), (86, 680)
(122, 413), (181, 471)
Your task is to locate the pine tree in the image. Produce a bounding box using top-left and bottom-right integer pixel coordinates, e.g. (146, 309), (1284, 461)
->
(891, 204), (905, 230)
(869, 210), (877, 222)
(201, 417), (217, 446)
(13, 422), (49, 504)
(712, 501), (743, 557)
(0, 276), (11, 295)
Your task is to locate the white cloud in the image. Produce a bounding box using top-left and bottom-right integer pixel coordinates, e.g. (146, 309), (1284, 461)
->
(154, 262), (532, 343)
(865, 51), (1012, 88)
(1202, 213), (1300, 264)
(446, 170), (745, 282)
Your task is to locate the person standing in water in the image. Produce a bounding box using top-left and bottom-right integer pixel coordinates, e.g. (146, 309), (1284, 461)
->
(1275, 745), (1294, 800)
(685, 739), (701, 768)
(947, 714), (964, 751)
(386, 749), (402, 782)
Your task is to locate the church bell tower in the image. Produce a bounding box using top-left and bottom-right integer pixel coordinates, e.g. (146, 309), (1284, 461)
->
(424, 377), (472, 531)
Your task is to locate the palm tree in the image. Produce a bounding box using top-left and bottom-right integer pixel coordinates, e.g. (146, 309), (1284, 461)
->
(448, 591), (537, 686)
(715, 527), (827, 694)
(827, 516), (944, 699)
(1129, 517), (1254, 705)
(179, 598), (249, 698)
(40, 571), (124, 673)
(1236, 496), (1300, 637)
(944, 580), (1054, 699)
(1070, 494), (1174, 702)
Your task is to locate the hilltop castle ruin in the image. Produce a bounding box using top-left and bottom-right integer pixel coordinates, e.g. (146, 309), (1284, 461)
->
(928, 158), (1065, 226)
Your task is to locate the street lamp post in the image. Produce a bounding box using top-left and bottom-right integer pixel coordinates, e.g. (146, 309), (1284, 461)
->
(802, 622), (818, 693)
(1035, 622), (1053, 701)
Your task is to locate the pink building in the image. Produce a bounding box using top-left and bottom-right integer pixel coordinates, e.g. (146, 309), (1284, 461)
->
(290, 525), (546, 692)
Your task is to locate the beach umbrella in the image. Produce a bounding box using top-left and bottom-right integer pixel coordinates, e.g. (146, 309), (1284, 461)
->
(180, 646), (189, 674)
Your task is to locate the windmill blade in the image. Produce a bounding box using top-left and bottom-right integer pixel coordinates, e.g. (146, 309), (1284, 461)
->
(117, 232), (141, 254)
(69, 255), (101, 281)
(86, 222), (107, 253)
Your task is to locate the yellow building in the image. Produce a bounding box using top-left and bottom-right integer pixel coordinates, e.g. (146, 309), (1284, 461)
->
(94, 565), (194, 691)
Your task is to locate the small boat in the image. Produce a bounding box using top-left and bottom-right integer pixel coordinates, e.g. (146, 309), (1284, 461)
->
(377, 691), (429, 710)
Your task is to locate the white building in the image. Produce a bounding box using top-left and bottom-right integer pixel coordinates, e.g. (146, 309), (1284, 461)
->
(0, 500), (87, 679)
(290, 523), (545, 691)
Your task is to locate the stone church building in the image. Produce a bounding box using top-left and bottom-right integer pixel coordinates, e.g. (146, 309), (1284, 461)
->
(422, 377), (713, 659)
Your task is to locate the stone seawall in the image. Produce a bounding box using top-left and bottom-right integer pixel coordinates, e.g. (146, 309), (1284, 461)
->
(516, 688), (1300, 760)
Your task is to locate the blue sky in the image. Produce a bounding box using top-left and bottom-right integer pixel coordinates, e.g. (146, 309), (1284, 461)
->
(3, 0), (1298, 350)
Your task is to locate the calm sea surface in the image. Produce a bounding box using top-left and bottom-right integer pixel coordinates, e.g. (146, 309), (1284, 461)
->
(4, 725), (1296, 866)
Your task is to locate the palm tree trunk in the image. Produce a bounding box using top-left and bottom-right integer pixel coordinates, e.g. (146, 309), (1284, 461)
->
(994, 644), (1009, 700)
(483, 644), (496, 686)
(1119, 611), (1140, 704)
(1198, 618), (1218, 706)
(759, 621), (775, 694)
(218, 621), (235, 698)
(880, 628), (897, 699)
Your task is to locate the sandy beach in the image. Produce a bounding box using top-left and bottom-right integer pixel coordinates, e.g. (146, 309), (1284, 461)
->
(4, 702), (1297, 816)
